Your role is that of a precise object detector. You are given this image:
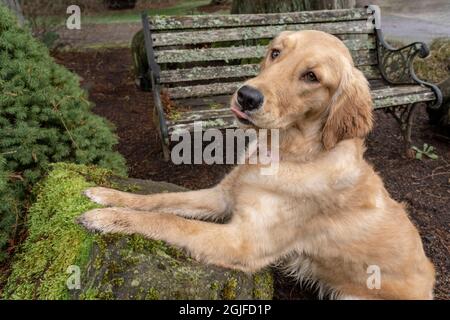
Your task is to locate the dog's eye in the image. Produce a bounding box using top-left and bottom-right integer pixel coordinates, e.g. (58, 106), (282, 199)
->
(302, 71), (318, 83)
(270, 49), (280, 60)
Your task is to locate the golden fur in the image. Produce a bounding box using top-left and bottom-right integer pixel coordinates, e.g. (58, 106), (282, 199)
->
(78, 31), (435, 299)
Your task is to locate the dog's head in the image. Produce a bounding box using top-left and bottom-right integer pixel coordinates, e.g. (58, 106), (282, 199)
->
(231, 30), (373, 150)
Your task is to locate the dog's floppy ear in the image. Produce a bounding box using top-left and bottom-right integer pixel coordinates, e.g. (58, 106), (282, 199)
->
(322, 63), (373, 150)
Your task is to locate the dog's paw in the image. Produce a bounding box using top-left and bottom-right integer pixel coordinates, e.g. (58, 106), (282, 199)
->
(84, 187), (118, 206)
(76, 208), (130, 234)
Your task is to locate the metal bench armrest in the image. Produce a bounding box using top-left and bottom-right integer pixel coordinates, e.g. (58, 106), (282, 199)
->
(368, 5), (442, 109)
(142, 13), (169, 147)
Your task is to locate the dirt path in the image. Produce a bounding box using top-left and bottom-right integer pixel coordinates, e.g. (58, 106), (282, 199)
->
(54, 48), (449, 299)
(382, 13), (450, 43)
(58, 23), (142, 48)
(377, 0), (450, 43)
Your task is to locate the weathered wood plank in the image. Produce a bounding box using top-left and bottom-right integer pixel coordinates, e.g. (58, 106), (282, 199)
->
(168, 117), (236, 135)
(166, 85), (434, 118)
(149, 8), (370, 30)
(359, 66), (381, 80)
(156, 46), (266, 64)
(168, 108), (234, 125)
(371, 85), (432, 99)
(174, 95), (231, 110)
(155, 44), (376, 64)
(168, 82), (241, 99)
(353, 51), (377, 67)
(160, 64), (259, 83)
(373, 92), (435, 109)
(152, 21), (374, 47)
(159, 64), (381, 84)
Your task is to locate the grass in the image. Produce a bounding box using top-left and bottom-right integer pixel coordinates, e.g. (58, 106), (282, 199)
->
(414, 38), (450, 84)
(83, 0), (212, 25)
(386, 37), (449, 84)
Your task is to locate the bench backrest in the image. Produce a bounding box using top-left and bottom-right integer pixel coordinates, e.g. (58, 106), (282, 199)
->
(143, 8), (379, 106)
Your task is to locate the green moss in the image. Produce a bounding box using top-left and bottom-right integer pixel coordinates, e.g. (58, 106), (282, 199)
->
(209, 281), (221, 300)
(252, 270), (274, 300)
(1, 163), (116, 299)
(2, 164), (102, 299)
(125, 234), (187, 261)
(79, 288), (100, 300)
(111, 277), (125, 288)
(208, 103), (223, 110)
(92, 290), (115, 300)
(168, 110), (182, 122)
(121, 184), (141, 193)
(222, 277), (238, 300)
(119, 249), (140, 267)
(79, 286), (116, 300)
(107, 261), (125, 275)
(145, 287), (160, 300)
(204, 119), (227, 128)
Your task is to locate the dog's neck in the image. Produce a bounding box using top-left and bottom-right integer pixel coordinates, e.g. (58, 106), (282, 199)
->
(279, 121), (326, 162)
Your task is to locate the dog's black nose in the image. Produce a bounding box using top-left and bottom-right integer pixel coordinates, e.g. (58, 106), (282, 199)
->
(237, 85), (264, 111)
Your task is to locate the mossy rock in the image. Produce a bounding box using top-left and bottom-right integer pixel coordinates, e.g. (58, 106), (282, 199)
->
(2, 163), (273, 300)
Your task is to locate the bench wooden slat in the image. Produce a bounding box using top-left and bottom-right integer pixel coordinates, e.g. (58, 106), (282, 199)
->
(152, 21), (374, 47)
(167, 62), (385, 99)
(169, 118), (237, 135)
(166, 85), (435, 131)
(149, 8), (369, 30)
(155, 46), (267, 64)
(371, 85), (432, 99)
(168, 82), (240, 99)
(168, 108), (234, 124)
(160, 64), (381, 84)
(160, 64), (259, 83)
(171, 95), (231, 109)
(155, 43), (376, 64)
(374, 92), (435, 109)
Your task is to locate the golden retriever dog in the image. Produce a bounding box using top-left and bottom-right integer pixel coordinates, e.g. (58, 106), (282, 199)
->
(78, 30), (435, 299)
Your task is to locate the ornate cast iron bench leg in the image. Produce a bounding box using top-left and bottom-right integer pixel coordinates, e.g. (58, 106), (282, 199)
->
(384, 103), (422, 156)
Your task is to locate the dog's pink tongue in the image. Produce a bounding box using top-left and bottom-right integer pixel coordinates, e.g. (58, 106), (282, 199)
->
(231, 106), (249, 119)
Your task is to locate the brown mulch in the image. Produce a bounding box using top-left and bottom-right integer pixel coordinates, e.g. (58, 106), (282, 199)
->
(53, 48), (449, 300)
(197, 1), (232, 13)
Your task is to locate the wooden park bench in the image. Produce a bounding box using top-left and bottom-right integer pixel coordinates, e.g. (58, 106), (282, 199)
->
(134, 5), (442, 159)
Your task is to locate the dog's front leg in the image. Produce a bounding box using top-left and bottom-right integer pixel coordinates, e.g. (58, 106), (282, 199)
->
(84, 186), (231, 221)
(77, 207), (273, 272)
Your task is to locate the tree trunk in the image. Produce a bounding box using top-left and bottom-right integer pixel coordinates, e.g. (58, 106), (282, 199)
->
(427, 77), (450, 136)
(211, 0), (228, 5)
(1, 0), (24, 26)
(231, 0), (355, 14)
